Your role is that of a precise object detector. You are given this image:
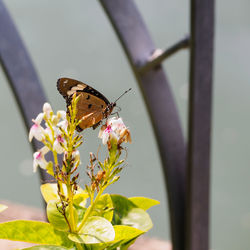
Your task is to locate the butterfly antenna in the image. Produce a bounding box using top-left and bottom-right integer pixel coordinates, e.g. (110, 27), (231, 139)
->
(114, 88), (132, 103)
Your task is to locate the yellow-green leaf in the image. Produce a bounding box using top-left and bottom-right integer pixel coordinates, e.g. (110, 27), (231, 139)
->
(121, 208), (153, 231)
(113, 225), (143, 241)
(0, 220), (73, 247)
(91, 194), (113, 221)
(68, 216), (115, 244)
(128, 197), (160, 210)
(23, 245), (74, 250)
(40, 183), (88, 206)
(47, 200), (70, 232)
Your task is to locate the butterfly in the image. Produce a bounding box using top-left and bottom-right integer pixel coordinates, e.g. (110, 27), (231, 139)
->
(57, 77), (131, 132)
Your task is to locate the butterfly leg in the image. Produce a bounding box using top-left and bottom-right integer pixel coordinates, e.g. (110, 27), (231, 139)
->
(111, 111), (120, 118)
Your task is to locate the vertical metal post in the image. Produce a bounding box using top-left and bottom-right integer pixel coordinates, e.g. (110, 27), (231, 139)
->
(186, 1), (214, 250)
(99, 1), (186, 250)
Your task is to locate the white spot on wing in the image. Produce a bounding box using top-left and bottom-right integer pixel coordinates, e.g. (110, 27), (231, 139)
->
(67, 84), (85, 96)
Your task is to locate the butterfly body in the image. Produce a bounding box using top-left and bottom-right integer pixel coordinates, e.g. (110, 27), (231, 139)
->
(57, 78), (116, 131)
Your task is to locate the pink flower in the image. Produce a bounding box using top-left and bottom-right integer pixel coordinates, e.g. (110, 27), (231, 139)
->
(57, 120), (68, 132)
(99, 125), (118, 145)
(53, 134), (66, 154)
(43, 103), (53, 118)
(98, 118), (131, 145)
(33, 146), (49, 172)
(29, 113), (45, 142)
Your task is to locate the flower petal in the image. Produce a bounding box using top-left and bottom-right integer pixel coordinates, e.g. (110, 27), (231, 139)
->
(29, 124), (45, 142)
(43, 103), (53, 118)
(34, 113), (44, 124)
(57, 110), (66, 120)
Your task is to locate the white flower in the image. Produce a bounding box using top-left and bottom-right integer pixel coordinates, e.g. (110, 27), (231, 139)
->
(29, 113), (45, 142)
(57, 120), (68, 132)
(99, 124), (118, 145)
(108, 117), (126, 133)
(43, 102), (53, 118)
(34, 113), (44, 124)
(44, 127), (53, 141)
(98, 117), (131, 146)
(57, 110), (66, 120)
(53, 134), (66, 154)
(51, 115), (60, 126)
(33, 146), (49, 172)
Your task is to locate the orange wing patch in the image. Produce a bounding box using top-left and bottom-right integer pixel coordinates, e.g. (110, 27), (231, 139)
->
(76, 92), (107, 130)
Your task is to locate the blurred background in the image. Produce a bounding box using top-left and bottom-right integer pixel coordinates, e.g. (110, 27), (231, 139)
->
(0, 1), (250, 249)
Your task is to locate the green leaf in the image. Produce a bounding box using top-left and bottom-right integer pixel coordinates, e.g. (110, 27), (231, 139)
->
(0, 220), (73, 247)
(23, 245), (75, 250)
(46, 161), (54, 176)
(110, 194), (136, 225)
(111, 195), (136, 215)
(121, 208), (153, 231)
(90, 194), (113, 222)
(113, 225), (143, 241)
(40, 184), (64, 203)
(68, 216), (115, 244)
(47, 200), (70, 232)
(128, 197), (160, 210)
(73, 191), (88, 207)
(102, 225), (144, 250)
(0, 204), (8, 213)
(74, 204), (86, 227)
(40, 183), (88, 205)
(111, 195), (153, 232)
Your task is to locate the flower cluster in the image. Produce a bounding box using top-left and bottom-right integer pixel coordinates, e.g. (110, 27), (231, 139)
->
(98, 117), (131, 149)
(2, 95), (160, 250)
(29, 103), (69, 172)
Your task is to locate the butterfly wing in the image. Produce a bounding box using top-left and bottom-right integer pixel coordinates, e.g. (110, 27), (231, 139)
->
(57, 78), (110, 105)
(75, 92), (108, 130)
(57, 78), (112, 131)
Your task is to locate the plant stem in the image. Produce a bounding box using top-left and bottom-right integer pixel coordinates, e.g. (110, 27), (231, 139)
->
(67, 177), (76, 232)
(75, 242), (84, 250)
(53, 151), (64, 196)
(77, 187), (104, 232)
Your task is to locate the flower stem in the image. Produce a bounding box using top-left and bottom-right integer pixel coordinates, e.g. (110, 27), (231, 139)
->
(53, 151), (64, 196)
(77, 187), (104, 232)
(67, 177), (76, 232)
(75, 242), (84, 250)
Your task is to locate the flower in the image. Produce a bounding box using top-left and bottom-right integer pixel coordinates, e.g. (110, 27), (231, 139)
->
(57, 120), (68, 132)
(33, 146), (49, 172)
(44, 127), (53, 141)
(98, 117), (131, 146)
(43, 102), (53, 118)
(29, 113), (45, 142)
(53, 134), (66, 154)
(99, 125), (118, 145)
(57, 110), (66, 120)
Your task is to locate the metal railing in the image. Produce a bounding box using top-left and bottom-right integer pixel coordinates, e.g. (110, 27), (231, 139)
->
(0, 1), (214, 250)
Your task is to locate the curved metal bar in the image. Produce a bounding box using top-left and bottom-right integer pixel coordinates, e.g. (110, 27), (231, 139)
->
(186, 1), (214, 250)
(99, 1), (186, 249)
(0, 0), (52, 182)
(138, 35), (190, 74)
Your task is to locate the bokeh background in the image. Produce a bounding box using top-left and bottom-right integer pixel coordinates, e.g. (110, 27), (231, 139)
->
(1, 1), (250, 249)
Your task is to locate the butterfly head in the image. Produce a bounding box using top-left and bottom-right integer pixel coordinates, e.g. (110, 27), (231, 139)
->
(103, 102), (116, 118)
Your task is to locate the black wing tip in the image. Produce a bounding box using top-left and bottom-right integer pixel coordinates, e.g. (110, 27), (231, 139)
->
(76, 125), (83, 132)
